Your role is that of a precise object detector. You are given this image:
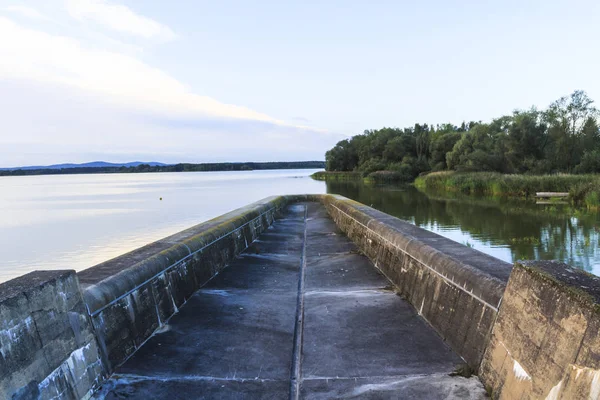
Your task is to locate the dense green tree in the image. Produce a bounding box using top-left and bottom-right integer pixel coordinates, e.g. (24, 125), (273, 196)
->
(430, 132), (461, 171)
(415, 123), (431, 163)
(575, 150), (600, 173)
(382, 135), (415, 163)
(505, 110), (547, 172)
(323, 90), (600, 181)
(581, 117), (600, 151)
(543, 91), (599, 172)
(325, 139), (359, 171)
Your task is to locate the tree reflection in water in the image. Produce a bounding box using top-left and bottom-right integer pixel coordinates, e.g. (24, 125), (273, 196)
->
(326, 181), (600, 276)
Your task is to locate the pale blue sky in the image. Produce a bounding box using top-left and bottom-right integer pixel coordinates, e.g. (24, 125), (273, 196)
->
(0, 0), (598, 166)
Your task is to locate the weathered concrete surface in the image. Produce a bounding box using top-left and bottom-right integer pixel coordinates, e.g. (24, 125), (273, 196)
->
(0, 270), (103, 400)
(96, 203), (486, 399)
(300, 374), (488, 399)
(8, 194), (600, 399)
(321, 195), (511, 369)
(480, 260), (600, 400)
(78, 196), (286, 374)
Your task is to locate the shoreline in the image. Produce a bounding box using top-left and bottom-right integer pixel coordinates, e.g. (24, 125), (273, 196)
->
(414, 172), (600, 210)
(312, 170), (600, 209)
(311, 170), (409, 184)
(0, 161), (325, 177)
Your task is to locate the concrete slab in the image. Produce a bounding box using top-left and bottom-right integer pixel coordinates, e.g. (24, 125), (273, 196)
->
(301, 289), (462, 379)
(116, 290), (297, 380)
(305, 231), (358, 256)
(306, 203), (330, 219)
(306, 217), (340, 233)
(244, 241), (303, 261)
(300, 375), (487, 399)
(98, 202), (486, 399)
(103, 377), (290, 400)
(202, 255), (299, 292)
(305, 252), (389, 291)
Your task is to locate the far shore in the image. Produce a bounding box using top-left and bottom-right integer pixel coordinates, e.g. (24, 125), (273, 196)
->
(0, 161), (325, 177)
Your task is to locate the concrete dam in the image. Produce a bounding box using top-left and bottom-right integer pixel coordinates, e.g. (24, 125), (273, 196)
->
(2, 195), (600, 399)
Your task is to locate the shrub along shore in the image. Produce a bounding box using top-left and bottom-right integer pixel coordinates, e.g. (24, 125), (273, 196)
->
(311, 171), (363, 181)
(311, 170), (405, 183)
(312, 170), (600, 209)
(417, 172), (600, 209)
(317, 89), (600, 208)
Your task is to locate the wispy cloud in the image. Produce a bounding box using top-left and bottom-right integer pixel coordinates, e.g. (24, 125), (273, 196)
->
(0, 16), (286, 124)
(64, 0), (176, 41)
(0, 15), (337, 134)
(292, 116), (311, 123)
(0, 79), (334, 166)
(3, 5), (51, 21)
(0, 10), (337, 166)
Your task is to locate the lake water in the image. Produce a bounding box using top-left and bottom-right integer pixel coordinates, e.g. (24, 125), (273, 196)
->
(2, 170), (600, 283)
(328, 181), (600, 277)
(0, 170), (325, 282)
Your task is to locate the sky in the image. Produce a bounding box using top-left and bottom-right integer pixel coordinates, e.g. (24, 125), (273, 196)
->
(0, 0), (599, 166)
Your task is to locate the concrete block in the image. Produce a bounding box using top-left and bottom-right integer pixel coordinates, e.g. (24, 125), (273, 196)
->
(480, 260), (600, 400)
(80, 197), (284, 375)
(0, 270), (102, 400)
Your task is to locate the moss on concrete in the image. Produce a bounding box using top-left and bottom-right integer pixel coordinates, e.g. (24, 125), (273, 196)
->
(516, 260), (600, 313)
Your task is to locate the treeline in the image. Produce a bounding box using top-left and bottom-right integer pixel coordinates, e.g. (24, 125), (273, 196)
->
(325, 91), (600, 181)
(0, 161), (325, 177)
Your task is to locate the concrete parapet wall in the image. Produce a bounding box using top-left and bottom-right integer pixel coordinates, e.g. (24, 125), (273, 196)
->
(78, 196), (287, 374)
(7, 193), (600, 399)
(319, 194), (512, 369)
(0, 270), (103, 400)
(480, 261), (600, 399)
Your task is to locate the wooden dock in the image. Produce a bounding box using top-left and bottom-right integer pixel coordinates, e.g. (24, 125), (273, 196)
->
(535, 192), (569, 198)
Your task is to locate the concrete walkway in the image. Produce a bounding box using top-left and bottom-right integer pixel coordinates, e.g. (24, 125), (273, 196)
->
(98, 203), (486, 399)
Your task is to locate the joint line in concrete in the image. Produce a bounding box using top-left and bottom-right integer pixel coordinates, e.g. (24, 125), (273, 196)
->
(110, 373), (283, 383)
(329, 204), (499, 313)
(290, 204), (308, 400)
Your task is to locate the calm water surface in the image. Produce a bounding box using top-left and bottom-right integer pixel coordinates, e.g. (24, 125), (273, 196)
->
(0, 170), (325, 282)
(2, 171), (600, 282)
(329, 181), (600, 276)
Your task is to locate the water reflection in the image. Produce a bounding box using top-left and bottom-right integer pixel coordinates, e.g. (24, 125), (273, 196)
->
(3, 172), (599, 282)
(0, 170), (326, 282)
(326, 181), (600, 276)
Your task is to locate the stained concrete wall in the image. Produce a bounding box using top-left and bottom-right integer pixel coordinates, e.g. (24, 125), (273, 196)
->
(1, 196), (289, 400)
(0, 270), (103, 400)
(319, 194), (512, 369)
(6, 194), (600, 400)
(77, 196), (287, 374)
(480, 261), (600, 400)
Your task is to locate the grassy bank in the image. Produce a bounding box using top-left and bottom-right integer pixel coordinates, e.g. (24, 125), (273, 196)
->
(311, 170), (409, 183)
(311, 171), (363, 181)
(414, 171), (600, 209)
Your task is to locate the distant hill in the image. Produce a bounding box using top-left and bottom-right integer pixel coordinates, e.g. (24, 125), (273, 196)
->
(0, 161), (168, 171)
(0, 161), (325, 177)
